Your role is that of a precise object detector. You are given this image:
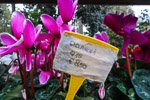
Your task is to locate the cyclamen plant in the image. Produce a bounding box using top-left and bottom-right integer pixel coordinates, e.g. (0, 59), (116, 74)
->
(0, 0), (150, 100)
(0, 0), (78, 99)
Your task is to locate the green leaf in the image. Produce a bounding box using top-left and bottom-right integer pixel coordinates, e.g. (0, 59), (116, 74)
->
(0, 91), (5, 100)
(1, 85), (22, 100)
(116, 83), (128, 95)
(105, 85), (129, 100)
(35, 79), (61, 100)
(0, 65), (6, 76)
(2, 82), (18, 93)
(131, 69), (150, 100)
(0, 78), (6, 90)
(28, 73), (50, 88)
(52, 92), (94, 100)
(10, 75), (21, 83)
(127, 88), (137, 100)
(10, 97), (24, 100)
(52, 95), (65, 100)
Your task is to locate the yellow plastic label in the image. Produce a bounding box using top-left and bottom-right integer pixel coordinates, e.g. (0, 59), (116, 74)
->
(53, 31), (119, 100)
(65, 75), (85, 100)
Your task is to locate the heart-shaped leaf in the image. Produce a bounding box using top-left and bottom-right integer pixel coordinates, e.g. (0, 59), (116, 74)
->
(52, 92), (94, 100)
(35, 79), (61, 100)
(131, 69), (150, 100)
(1, 85), (22, 100)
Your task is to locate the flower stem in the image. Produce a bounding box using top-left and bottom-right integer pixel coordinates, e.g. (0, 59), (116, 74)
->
(29, 68), (35, 98)
(23, 61), (29, 99)
(88, 82), (98, 96)
(34, 43), (41, 73)
(131, 53), (137, 70)
(48, 44), (52, 71)
(59, 72), (64, 86)
(50, 38), (55, 79)
(55, 70), (58, 79)
(134, 59), (137, 70)
(45, 50), (48, 71)
(16, 51), (24, 84)
(125, 48), (132, 77)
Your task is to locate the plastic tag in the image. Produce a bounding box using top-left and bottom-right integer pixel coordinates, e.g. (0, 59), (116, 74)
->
(53, 31), (118, 100)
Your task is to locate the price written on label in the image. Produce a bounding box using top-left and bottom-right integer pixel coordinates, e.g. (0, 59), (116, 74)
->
(68, 50), (87, 69)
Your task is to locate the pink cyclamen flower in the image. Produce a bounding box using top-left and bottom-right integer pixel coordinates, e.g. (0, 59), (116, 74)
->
(98, 85), (105, 99)
(23, 19), (42, 71)
(8, 64), (19, 75)
(58, 0), (78, 23)
(39, 70), (61, 85)
(21, 89), (27, 100)
(133, 30), (150, 63)
(41, 14), (61, 48)
(41, 15), (74, 48)
(39, 71), (50, 85)
(94, 32), (108, 43)
(0, 33), (24, 55)
(104, 12), (145, 54)
(11, 11), (26, 39)
(0, 11), (42, 71)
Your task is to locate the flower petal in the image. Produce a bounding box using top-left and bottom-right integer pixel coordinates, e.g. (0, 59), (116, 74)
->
(41, 14), (59, 34)
(0, 54), (12, 65)
(36, 33), (53, 41)
(8, 64), (19, 75)
(70, 26), (75, 32)
(98, 85), (105, 99)
(11, 52), (17, 61)
(60, 23), (70, 35)
(11, 11), (25, 38)
(35, 24), (42, 34)
(39, 71), (50, 85)
(122, 14), (138, 30)
(70, 0), (78, 20)
(130, 31), (146, 45)
(56, 15), (63, 29)
(0, 35), (24, 55)
(144, 30), (150, 36)
(23, 19), (36, 48)
(26, 49), (31, 71)
(104, 14), (121, 34)
(19, 48), (25, 64)
(58, 0), (73, 22)
(94, 32), (108, 43)
(121, 37), (130, 55)
(0, 33), (18, 45)
(39, 41), (49, 50)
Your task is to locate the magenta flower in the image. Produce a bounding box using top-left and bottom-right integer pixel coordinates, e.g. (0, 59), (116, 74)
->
(8, 64), (19, 75)
(94, 32), (108, 43)
(39, 70), (61, 85)
(23, 20), (42, 49)
(0, 33), (24, 55)
(133, 30), (150, 62)
(98, 85), (105, 99)
(41, 14), (74, 48)
(39, 71), (50, 85)
(41, 14), (62, 47)
(31, 51), (43, 71)
(104, 12), (145, 54)
(58, 0), (78, 23)
(11, 11), (25, 38)
(104, 13), (137, 35)
(23, 20), (42, 71)
(0, 11), (42, 71)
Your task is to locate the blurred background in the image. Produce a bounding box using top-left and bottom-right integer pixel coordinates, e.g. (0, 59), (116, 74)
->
(0, 4), (150, 49)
